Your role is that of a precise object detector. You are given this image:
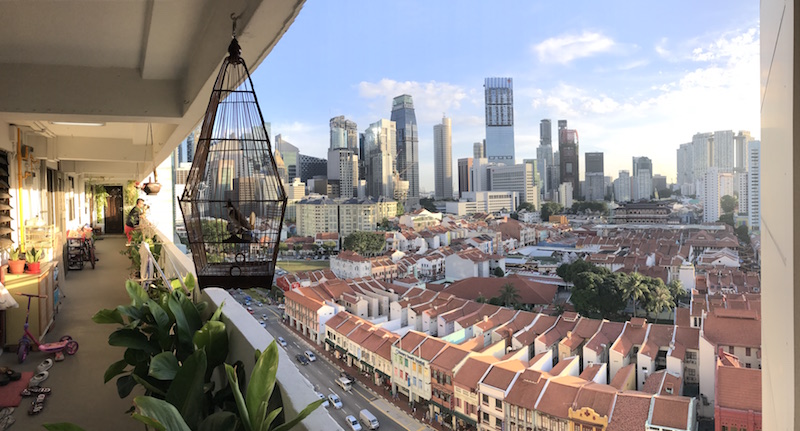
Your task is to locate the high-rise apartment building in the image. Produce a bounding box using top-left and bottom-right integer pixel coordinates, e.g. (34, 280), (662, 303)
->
(734, 130), (752, 172)
(677, 142), (694, 195)
(652, 175), (667, 193)
(364, 119), (396, 199)
(614, 171), (631, 202)
(473, 141), (485, 159)
(736, 171), (749, 214)
(330, 116), (358, 150)
(433, 117), (453, 200)
(484, 77), (515, 165)
(585, 152), (604, 201)
(391, 95), (419, 200)
(714, 130), (735, 173)
(702, 167), (721, 223)
(457, 158), (473, 198)
(632, 157), (653, 201)
(558, 182), (574, 209)
(748, 140), (761, 230)
(327, 148), (358, 199)
(488, 163), (538, 209)
(692, 132), (713, 181)
(558, 122), (580, 200)
(537, 119), (553, 194)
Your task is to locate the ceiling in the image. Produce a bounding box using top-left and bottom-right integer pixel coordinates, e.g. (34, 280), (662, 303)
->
(0, 0), (305, 182)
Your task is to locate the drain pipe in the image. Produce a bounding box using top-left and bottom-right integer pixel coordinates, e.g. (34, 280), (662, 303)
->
(16, 127), (25, 252)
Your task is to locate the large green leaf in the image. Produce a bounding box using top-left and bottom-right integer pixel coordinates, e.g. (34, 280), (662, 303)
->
(126, 279), (149, 307)
(246, 343), (279, 430)
(116, 374), (137, 398)
(166, 349), (207, 430)
(43, 424), (88, 431)
(193, 320), (229, 371)
(210, 300), (226, 322)
(131, 374), (168, 397)
(178, 290), (203, 332)
(148, 299), (173, 351)
(131, 414), (166, 431)
(108, 328), (158, 354)
(133, 396), (192, 431)
(168, 293), (194, 361)
(198, 411), (238, 431)
(117, 304), (144, 322)
(104, 359), (129, 384)
(184, 273), (196, 292)
(92, 308), (124, 325)
(271, 399), (324, 431)
(225, 363), (252, 431)
(149, 352), (180, 380)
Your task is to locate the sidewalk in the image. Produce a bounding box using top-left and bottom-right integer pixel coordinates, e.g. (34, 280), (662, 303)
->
(281, 319), (446, 431)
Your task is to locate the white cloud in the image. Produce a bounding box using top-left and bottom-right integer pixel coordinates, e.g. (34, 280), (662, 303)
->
(357, 79), (472, 123)
(533, 31), (616, 64)
(655, 37), (670, 58)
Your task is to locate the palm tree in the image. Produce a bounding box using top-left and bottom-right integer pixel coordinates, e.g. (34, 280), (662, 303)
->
(621, 272), (648, 318)
(498, 283), (521, 308)
(645, 282), (674, 321)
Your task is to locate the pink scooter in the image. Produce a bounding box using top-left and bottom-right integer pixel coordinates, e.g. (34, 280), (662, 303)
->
(15, 293), (78, 363)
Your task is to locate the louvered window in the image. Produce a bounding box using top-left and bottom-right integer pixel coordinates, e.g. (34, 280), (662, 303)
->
(0, 152), (13, 250)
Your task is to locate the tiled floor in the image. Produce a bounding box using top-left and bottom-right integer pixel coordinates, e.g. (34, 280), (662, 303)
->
(0, 235), (143, 430)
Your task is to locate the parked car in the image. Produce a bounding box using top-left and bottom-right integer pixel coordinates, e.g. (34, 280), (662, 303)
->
(345, 415), (362, 431)
(260, 321), (266, 328)
(295, 354), (309, 365)
(277, 304), (285, 310)
(328, 393), (342, 409)
(315, 392), (330, 408)
(262, 314), (268, 320)
(304, 350), (316, 362)
(277, 337), (287, 347)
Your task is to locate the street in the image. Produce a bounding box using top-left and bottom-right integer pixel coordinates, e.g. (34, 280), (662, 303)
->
(230, 290), (430, 431)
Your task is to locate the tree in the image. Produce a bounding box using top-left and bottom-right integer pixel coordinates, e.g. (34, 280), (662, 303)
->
(378, 218), (392, 230)
(557, 259), (601, 283)
(718, 213), (734, 227)
(541, 202), (564, 221)
(293, 243), (304, 255)
(657, 188), (673, 199)
(571, 201), (609, 216)
(735, 224), (751, 244)
(517, 201), (536, 213)
(476, 294), (487, 304)
(322, 240), (337, 255)
(493, 267), (505, 277)
(643, 278), (674, 320)
(721, 195), (737, 214)
(621, 272), (648, 318)
(278, 242), (288, 255)
(667, 279), (688, 306)
(420, 198), (437, 213)
(498, 283), (521, 307)
(569, 271), (626, 319)
(343, 231), (385, 256)
(396, 202), (405, 216)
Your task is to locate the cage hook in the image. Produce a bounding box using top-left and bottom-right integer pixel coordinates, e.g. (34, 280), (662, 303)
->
(230, 13), (240, 39)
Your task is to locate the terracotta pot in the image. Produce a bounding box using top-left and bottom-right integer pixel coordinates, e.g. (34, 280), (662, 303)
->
(143, 182), (161, 195)
(27, 261), (41, 274)
(8, 259), (25, 274)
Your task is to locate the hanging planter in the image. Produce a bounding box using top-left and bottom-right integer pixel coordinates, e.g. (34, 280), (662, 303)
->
(142, 123), (161, 195)
(178, 16), (287, 290)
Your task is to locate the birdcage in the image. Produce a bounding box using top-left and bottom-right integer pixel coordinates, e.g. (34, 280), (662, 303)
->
(179, 24), (286, 290)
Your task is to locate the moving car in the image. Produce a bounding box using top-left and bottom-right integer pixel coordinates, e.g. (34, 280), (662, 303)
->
(277, 304), (285, 310)
(345, 415), (362, 431)
(336, 376), (352, 391)
(277, 337), (287, 347)
(262, 314), (268, 320)
(295, 354), (309, 365)
(260, 321), (266, 328)
(327, 393), (342, 409)
(304, 350), (316, 362)
(315, 392), (329, 408)
(359, 409), (379, 430)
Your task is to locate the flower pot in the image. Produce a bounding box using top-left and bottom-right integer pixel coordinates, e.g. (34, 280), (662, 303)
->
(8, 259), (25, 274)
(26, 262), (41, 274)
(143, 182), (161, 195)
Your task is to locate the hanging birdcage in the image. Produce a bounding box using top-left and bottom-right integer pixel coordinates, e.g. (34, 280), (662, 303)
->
(179, 19), (287, 290)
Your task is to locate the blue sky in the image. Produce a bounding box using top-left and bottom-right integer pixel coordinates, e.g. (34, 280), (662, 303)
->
(252, 1), (760, 193)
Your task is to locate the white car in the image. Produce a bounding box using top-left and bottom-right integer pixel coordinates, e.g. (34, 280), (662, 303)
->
(304, 350), (316, 362)
(345, 415), (362, 431)
(260, 321), (266, 327)
(277, 337), (287, 347)
(328, 393), (342, 409)
(315, 391), (330, 408)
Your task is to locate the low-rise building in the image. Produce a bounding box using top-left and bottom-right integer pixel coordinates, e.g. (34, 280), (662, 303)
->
(284, 289), (338, 344)
(330, 250), (371, 279)
(714, 350), (761, 431)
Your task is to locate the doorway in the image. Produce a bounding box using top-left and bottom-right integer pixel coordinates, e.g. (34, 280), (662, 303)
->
(104, 186), (124, 234)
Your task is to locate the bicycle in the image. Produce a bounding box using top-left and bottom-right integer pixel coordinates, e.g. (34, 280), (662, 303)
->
(81, 235), (96, 269)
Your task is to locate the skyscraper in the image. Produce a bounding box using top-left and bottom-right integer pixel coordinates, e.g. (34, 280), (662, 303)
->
(614, 171), (631, 202)
(457, 158), (473, 198)
(484, 77), (515, 165)
(703, 167), (721, 223)
(632, 156), (653, 200)
(748, 140), (761, 230)
(714, 130), (735, 173)
(330, 116), (358, 150)
(734, 130), (753, 172)
(692, 132), (713, 181)
(364, 119), (396, 198)
(391, 95), (419, 200)
(433, 117), (453, 200)
(474, 141), (485, 159)
(275, 134), (299, 180)
(537, 119), (553, 195)
(585, 152), (604, 201)
(558, 121), (580, 200)
(677, 142), (694, 195)
(327, 148), (358, 198)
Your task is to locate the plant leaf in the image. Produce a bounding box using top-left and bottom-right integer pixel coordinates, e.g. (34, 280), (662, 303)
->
(43, 424), (89, 431)
(117, 304), (144, 322)
(166, 349), (207, 430)
(92, 308), (124, 325)
(131, 374), (168, 397)
(178, 291), (203, 333)
(116, 374), (137, 399)
(198, 411), (238, 431)
(260, 406), (281, 431)
(149, 352), (180, 380)
(167, 293), (194, 361)
(193, 320), (229, 371)
(108, 328), (158, 354)
(131, 413), (166, 431)
(247, 342), (278, 430)
(184, 272), (196, 292)
(270, 399), (324, 431)
(104, 359), (129, 384)
(210, 301), (225, 322)
(126, 279), (149, 307)
(133, 396), (192, 431)
(225, 363), (253, 431)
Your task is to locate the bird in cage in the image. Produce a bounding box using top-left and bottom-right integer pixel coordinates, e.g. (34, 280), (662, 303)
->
(225, 199), (256, 242)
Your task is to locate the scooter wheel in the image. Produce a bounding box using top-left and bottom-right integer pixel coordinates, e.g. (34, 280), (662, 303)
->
(17, 342), (30, 364)
(65, 340), (79, 355)
(60, 335), (73, 342)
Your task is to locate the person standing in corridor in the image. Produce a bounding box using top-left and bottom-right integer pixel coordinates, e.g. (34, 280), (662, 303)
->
(125, 198), (145, 243)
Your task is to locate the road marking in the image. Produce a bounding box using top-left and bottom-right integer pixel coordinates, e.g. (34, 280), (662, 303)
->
(349, 385), (417, 431)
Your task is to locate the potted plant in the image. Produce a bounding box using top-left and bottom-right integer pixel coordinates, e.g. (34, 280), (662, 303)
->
(25, 247), (42, 274)
(8, 246), (25, 275)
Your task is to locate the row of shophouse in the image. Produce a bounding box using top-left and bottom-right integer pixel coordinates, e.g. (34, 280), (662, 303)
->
(283, 268), (762, 430)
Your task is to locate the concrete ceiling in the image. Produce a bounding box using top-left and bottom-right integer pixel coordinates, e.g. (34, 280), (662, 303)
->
(0, 0), (305, 182)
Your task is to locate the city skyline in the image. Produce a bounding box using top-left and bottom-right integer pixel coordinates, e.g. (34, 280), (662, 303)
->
(251, 1), (759, 193)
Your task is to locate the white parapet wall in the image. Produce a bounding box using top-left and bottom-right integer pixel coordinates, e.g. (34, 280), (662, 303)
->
(201, 287), (342, 430)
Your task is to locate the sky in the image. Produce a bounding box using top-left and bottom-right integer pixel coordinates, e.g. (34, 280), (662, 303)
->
(252, 0), (760, 194)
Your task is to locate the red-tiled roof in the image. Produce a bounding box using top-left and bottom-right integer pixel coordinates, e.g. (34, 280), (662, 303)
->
(414, 337), (448, 361)
(579, 364), (604, 382)
(573, 382), (618, 417)
(397, 331), (428, 353)
(611, 319), (648, 356)
(584, 321), (625, 354)
(702, 308), (761, 348)
(284, 289), (325, 312)
(610, 364), (636, 390)
(504, 369), (550, 409)
(430, 345), (470, 371)
(535, 376), (588, 418)
(453, 356), (497, 391)
(606, 391), (652, 431)
(480, 360), (527, 390)
(549, 356), (579, 376)
(640, 324), (675, 359)
(649, 395), (692, 430)
(716, 359), (761, 412)
(444, 274), (557, 305)
(515, 314), (558, 346)
(537, 314), (581, 348)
